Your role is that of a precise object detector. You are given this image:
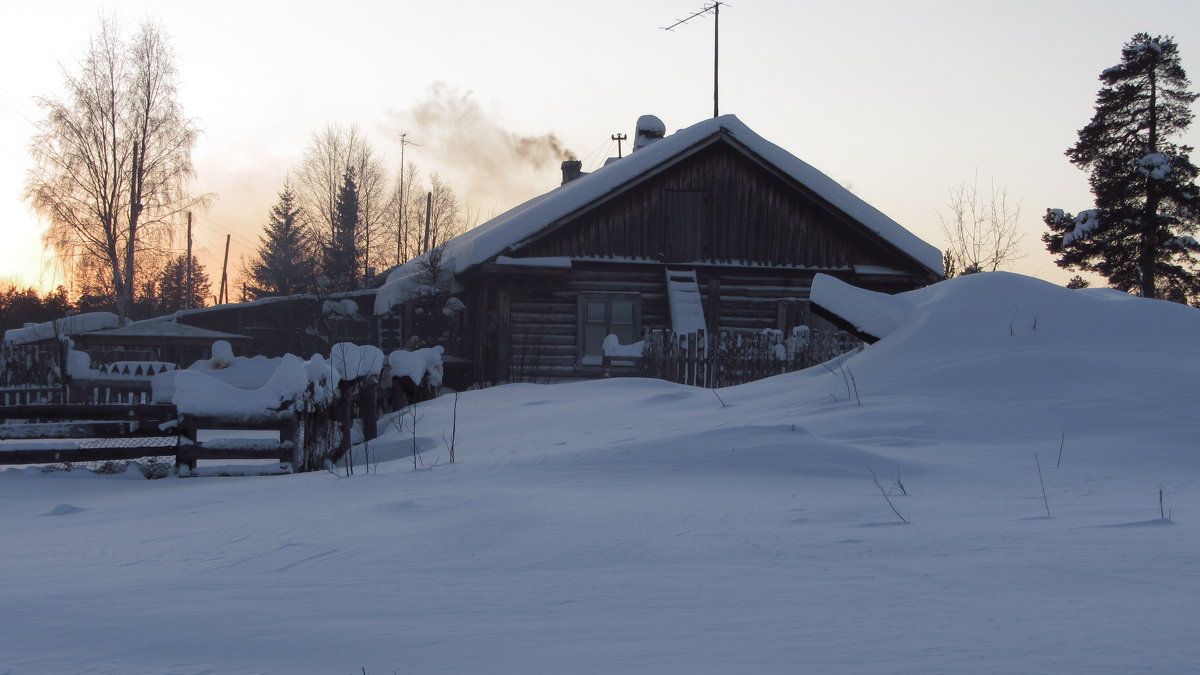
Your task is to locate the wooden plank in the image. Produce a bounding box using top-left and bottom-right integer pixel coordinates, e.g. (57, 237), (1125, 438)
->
(179, 412), (294, 430)
(0, 446), (176, 465)
(178, 463), (293, 478)
(0, 421), (177, 440)
(0, 404), (176, 422)
(176, 445), (292, 462)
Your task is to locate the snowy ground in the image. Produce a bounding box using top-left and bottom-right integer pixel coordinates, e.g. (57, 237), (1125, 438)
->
(2, 273), (1199, 674)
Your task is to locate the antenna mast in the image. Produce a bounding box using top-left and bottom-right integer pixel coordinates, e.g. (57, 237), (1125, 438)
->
(662, 2), (727, 118)
(395, 133), (422, 265)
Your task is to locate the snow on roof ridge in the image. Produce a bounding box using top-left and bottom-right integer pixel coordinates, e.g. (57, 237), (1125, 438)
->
(2, 312), (120, 345)
(376, 114), (941, 314)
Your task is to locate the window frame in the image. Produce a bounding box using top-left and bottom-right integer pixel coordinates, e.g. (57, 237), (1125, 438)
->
(576, 292), (642, 370)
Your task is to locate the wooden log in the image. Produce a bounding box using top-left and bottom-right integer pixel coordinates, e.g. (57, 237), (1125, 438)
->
(0, 404), (176, 422)
(361, 378), (379, 441)
(0, 445), (177, 465)
(0, 421), (176, 440)
(178, 412), (294, 430)
(337, 381), (354, 462)
(176, 442), (293, 462)
(280, 415), (302, 467)
(176, 422), (198, 474)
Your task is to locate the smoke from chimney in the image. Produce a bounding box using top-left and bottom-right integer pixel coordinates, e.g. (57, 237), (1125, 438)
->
(388, 83), (576, 221)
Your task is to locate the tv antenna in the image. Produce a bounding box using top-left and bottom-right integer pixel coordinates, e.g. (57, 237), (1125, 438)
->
(396, 132), (422, 265)
(662, 2), (728, 118)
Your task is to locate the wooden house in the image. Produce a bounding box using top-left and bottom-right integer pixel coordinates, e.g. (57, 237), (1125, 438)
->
(392, 114), (941, 383)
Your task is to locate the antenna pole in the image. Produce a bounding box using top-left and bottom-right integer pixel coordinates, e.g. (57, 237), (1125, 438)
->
(713, 2), (719, 117)
(661, 2), (727, 119)
(397, 133), (406, 266)
(395, 133), (421, 265)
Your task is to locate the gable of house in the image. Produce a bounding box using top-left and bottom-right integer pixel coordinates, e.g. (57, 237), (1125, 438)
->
(510, 138), (932, 279)
(377, 114), (942, 385)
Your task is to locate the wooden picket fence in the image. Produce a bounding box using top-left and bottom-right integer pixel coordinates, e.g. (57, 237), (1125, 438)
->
(625, 328), (862, 388)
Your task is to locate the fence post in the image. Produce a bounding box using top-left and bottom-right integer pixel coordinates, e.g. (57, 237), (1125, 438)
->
(280, 413), (300, 468)
(338, 380), (354, 465)
(176, 420), (198, 475)
(362, 376), (379, 441)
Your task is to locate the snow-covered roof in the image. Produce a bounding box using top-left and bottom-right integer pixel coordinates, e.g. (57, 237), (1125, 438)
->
(81, 320), (250, 341)
(2, 312), (120, 345)
(376, 114), (942, 314)
(810, 273), (915, 341)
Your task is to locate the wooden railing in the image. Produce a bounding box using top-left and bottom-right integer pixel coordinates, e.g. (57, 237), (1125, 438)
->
(609, 328), (863, 388)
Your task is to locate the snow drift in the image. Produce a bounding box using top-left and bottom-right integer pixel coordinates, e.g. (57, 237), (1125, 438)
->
(3, 272), (1199, 674)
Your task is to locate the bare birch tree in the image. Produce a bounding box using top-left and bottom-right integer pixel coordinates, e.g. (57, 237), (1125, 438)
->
(939, 176), (1024, 275)
(387, 160), (425, 266)
(295, 123), (388, 287)
(25, 18), (205, 320)
(426, 172), (465, 252)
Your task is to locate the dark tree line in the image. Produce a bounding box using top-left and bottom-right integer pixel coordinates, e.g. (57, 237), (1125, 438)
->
(0, 254), (210, 332)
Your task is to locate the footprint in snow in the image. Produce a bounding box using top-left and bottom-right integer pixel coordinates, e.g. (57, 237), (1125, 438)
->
(42, 504), (87, 516)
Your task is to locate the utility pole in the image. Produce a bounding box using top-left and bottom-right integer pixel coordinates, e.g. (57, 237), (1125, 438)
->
(218, 234), (230, 305)
(662, 2), (726, 118)
(423, 191), (432, 255)
(612, 133), (628, 158)
(185, 212), (193, 310)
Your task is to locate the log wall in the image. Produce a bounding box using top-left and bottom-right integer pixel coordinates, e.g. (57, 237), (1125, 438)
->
(517, 143), (915, 272)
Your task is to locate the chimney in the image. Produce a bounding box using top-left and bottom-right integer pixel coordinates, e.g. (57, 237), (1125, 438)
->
(561, 159), (583, 185)
(633, 114), (666, 153)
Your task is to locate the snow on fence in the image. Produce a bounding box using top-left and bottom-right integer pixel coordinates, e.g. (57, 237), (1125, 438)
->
(0, 341), (65, 405)
(610, 327), (863, 388)
(0, 341), (172, 405)
(0, 340), (446, 476)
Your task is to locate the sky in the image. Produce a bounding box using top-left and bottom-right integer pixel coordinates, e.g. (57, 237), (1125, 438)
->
(2, 0), (1199, 296)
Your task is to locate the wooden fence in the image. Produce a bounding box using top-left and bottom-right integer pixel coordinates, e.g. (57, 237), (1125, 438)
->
(622, 328), (862, 388)
(0, 361), (436, 476)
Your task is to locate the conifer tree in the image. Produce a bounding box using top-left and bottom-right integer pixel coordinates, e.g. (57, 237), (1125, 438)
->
(1044, 33), (1200, 304)
(156, 253), (211, 313)
(247, 185), (318, 299)
(324, 167), (360, 291)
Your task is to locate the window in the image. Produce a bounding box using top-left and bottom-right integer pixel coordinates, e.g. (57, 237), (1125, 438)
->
(578, 294), (640, 367)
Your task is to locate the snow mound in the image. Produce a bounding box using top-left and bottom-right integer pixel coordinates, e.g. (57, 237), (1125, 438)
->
(159, 342), (342, 415)
(172, 354), (311, 418)
(330, 342), (385, 380)
(387, 346), (444, 387)
(764, 271), (1200, 450)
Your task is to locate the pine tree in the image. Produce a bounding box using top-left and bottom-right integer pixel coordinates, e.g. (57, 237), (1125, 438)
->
(156, 253), (211, 313)
(1066, 275), (1091, 290)
(1044, 33), (1200, 304)
(324, 167), (359, 291)
(247, 185), (318, 299)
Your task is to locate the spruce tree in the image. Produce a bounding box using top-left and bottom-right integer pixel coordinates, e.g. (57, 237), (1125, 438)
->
(247, 185), (318, 299)
(156, 253), (212, 312)
(1044, 33), (1200, 304)
(324, 167), (359, 291)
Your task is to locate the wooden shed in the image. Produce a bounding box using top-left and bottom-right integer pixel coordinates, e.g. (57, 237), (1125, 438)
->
(376, 114), (943, 384)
